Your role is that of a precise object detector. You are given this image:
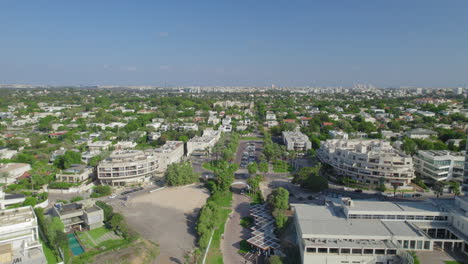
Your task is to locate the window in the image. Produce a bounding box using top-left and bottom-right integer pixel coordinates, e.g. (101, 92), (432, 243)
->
(417, 241), (423, 250)
(375, 249), (385, 255)
(410, 241), (416, 249)
(352, 249), (362, 254)
(318, 248), (328, 253)
(341, 248), (351, 254)
(329, 248), (339, 254)
(403, 240), (409, 249)
(363, 249), (373, 254)
(424, 241), (431, 250)
(306, 248), (316, 253)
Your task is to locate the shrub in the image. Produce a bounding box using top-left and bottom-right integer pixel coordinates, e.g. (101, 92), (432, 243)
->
(90, 185), (112, 198)
(70, 196), (84, 202)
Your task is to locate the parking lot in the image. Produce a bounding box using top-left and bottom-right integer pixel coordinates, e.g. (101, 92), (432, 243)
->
(236, 140), (263, 171)
(108, 185), (209, 264)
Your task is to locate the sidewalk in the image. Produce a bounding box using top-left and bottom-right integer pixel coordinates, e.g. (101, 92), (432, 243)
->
(221, 194), (251, 264)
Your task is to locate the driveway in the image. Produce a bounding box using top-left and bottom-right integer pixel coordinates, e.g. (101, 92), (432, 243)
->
(221, 193), (251, 264)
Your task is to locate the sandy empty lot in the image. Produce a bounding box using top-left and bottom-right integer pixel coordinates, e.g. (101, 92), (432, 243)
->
(112, 185), (209, 264)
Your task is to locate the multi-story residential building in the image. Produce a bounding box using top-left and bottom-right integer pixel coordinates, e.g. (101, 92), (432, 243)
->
(463, 135), (468, 193)
(97, 149), (158, 186)
(328, 130), (349, 140)
(219, 124), (232, 132)
(207, 116), (220, 125)
(87, 140), (112, 151)
(405, 128), (437, 139)
(81, 150), (101, 164)
(317, 139), (414, 187)
(293, 196), (468, 264)
(282, 130), (312, 152)
(0, 206), (47, 264)
(0, 189), (25, 209)
(178, 123), (198, 131)
(56, 164), (93, 183)
(413, 150), (465, 182)
(51, 200), (104, 232)
(153, 141), (184, 173)
(186, 129), (221, 156)
(266, 112), (276, 121)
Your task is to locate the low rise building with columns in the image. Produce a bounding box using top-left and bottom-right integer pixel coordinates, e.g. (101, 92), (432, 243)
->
(293, 196), (468, 264)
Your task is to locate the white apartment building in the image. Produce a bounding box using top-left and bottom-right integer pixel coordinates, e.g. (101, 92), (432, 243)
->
(97, 150), (158, 186)
(178, 123), (198, 131)
(329, 130), (349, 140)
(56, 164), (93, 183)
(282, 130), (312, 152)
(87, 141), (112, 151)
(186, 130), (221, 156)
(266, 112), (276, 121)
(0, 206), (47, 264)
(317, 139), (415, 187)
(153, 141), (184, 173)
(293, 197), (468, 264)
(413, 150), (465, 182)
(405, 128), (437, 139)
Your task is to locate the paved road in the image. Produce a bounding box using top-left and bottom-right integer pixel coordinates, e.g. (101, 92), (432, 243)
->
(221, 193), (251, 264)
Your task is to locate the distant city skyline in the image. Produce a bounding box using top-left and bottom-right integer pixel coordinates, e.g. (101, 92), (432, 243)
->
(1, 0), (467, 87)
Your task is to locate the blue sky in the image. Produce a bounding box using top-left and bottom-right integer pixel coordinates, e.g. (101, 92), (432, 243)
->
(0, 0), (467, 87)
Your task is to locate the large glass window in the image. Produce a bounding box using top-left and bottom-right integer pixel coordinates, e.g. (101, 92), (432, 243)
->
(341, 248), (350, 254)
(424, 241), (431, 250)
(417, 241), (423, 250)
(306, 248), (316, 253)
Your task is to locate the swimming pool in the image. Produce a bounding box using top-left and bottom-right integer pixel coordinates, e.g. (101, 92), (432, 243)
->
(67, 233), (85, 256)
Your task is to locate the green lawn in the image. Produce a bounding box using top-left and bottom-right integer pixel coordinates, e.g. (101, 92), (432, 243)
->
(87, 227), (112, 240)
(40, 239), (59, 264)
(77, 232), (97, 248)
(76, 227), (113, 249)
(241, 137), (263, 140)
(206, 208), (231, 264)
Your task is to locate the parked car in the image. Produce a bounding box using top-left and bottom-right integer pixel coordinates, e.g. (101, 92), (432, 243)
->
(354, 189), (363, 193)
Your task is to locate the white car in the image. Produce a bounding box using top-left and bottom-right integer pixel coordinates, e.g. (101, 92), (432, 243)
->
(109, 194), (117, 198)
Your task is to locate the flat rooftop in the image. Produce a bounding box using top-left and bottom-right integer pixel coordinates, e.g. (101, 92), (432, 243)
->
(346, 200), (442, 214)
(0, 206), (35, 227)
(294, 203), (426, 238)
(419, 150), (464, 157)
